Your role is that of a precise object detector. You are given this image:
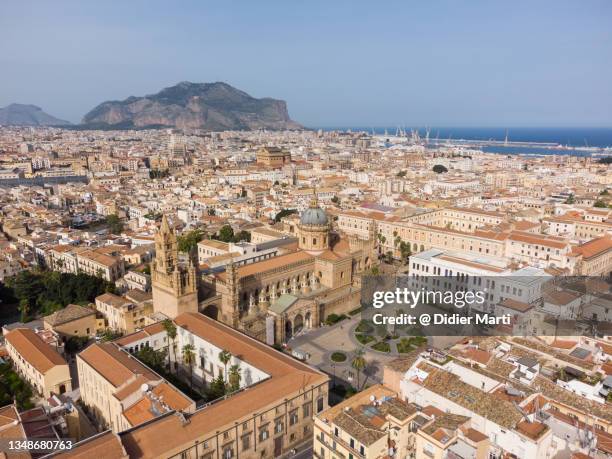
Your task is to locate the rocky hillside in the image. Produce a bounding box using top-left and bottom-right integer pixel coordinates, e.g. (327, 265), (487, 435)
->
(0, 103), (70, 126)
(82, 81), (301, 131)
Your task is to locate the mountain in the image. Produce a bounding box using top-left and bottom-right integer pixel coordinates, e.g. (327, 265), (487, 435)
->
(81, 82), (302, 131)
(0, 103), (71, 126)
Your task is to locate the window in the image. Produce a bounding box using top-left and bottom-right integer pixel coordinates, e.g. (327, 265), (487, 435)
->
(223, 447), (233, 459)
(275, 419), (283, 434)
(303, 403), (311, 418)
(289, 410), (298, 426)
(259, 429), (269, 441)
(317, 397), (324, 413)
(242, 435), (250, 451)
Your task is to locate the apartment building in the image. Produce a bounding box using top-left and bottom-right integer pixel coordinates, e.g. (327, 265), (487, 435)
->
(572, 235), (612, 277)
(396, 357), (553, 458)
(506, 231), (575, 270)
(313, 384), (417, 459)
(47, 245), (126, 282)
(415, 410), (491, 459)
(95, 292), (152, 334)
(76, 247), (125, 282)
(4, 328), (72, 397)
(77, 342), (195, 432)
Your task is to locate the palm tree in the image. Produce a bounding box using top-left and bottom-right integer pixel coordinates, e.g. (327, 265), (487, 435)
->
(228, 364), (242, 392)
(218, 350), (232, 383)
(162, 319), (177, 374)
(182, 344), (196, 390)
(351, 348), (367, 390)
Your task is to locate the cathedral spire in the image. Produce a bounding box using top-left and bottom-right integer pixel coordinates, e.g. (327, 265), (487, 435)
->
(310, 185), (319, 208)
(160, 214), (171, 234)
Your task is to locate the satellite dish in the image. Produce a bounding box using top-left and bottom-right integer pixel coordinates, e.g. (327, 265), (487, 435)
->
(141, 383), (150, 393)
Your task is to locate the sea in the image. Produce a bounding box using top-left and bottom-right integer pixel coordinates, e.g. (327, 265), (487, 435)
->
(317, 127), (612, 157)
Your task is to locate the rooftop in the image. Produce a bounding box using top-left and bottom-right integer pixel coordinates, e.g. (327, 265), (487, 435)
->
(4, 328), (67, 374)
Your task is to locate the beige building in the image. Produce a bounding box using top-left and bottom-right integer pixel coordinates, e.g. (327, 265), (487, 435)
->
(69, 312), (329, 458)
(572, 235), (612, 277)
(95, 291), (153, 335)
(4, 328), (72, 397)
(43, 303), (98, 339)
(256, 146), (291, 168)
(77, 342), (194, 432)
(313, 384), (417, 459)
(415, 411), (490, 459)
(47, 245), (126, 282)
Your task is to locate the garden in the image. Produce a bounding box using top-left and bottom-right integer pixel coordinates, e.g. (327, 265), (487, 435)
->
(351, 319), (428, 354)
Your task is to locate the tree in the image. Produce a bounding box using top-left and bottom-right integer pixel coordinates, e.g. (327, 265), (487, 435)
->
(331, 196), (340, 204)
(234, 230), (251, 243)
(432, 164), (448, 174)
(136, 346), (167, 371)
(218, 350), (232, 383)
(65, 336), (90, 354)
(399, 241), (412, 264)
(351, 348), (367, 390)
(0, 363), (34, 410)
(217, 225), (235, 243)
(207, 208), (216, 216)
(594, 200), (608, 208)
(99, 329), (123, 342)
(149, 169), (170, 179)
(5, 271), (115, 321)
(177, 229), (205, 253)
(228, 364), (242, 392)
(182, 344), (196, 390)
(144, 211), (162, 221)
(396, 170), (407, 178)
(274, 209), (297, 222)
(565, 194), (575, 204)
(240, 188), (247, 198)
(106, 214), (124, 235)
(207, 374), (226, 400)
(163, 319), (177, 374)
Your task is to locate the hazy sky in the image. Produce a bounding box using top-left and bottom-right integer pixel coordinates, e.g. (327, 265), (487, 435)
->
(1, 0), (611, 127)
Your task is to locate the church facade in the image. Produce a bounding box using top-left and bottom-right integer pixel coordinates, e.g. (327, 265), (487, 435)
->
(151, 196), (377, 345)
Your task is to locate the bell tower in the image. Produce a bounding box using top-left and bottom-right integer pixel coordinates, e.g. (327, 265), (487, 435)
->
(152, 215), (198, 318)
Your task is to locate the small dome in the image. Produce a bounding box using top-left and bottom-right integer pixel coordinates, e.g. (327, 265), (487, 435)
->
(300, 207), (328, 226)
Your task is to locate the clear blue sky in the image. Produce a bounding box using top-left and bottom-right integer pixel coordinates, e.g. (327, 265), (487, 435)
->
(1, 0), (611, 127)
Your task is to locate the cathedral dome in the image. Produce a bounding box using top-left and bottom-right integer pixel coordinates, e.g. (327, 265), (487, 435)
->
(300, 206), (328, 226)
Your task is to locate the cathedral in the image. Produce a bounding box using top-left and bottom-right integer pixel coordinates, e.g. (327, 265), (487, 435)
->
(151, 215), (198, 318)
(151, 196), (377, 344)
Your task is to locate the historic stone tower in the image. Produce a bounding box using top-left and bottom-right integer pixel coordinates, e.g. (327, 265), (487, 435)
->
(151, 215), (198, 318)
